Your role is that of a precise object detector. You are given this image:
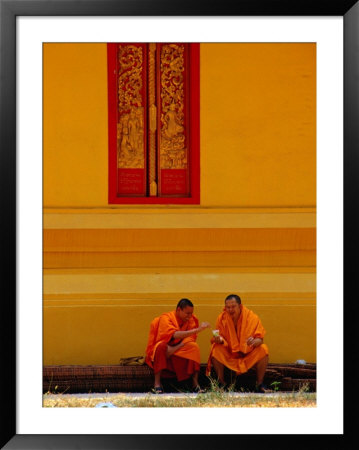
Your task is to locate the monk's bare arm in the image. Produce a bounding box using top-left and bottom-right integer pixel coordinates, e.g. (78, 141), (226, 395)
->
(166, 341), (184, 357)
(172, 322), (211, 339)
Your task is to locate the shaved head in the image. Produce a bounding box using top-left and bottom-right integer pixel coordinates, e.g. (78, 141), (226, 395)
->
(176, 298), (194, 310)
(225, 294), (241, 305)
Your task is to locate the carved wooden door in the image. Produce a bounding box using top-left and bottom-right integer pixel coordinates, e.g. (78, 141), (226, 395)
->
(108, 43), (200, 204)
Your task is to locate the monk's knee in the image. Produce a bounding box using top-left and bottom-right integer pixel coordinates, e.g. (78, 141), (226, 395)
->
(154, 342), (167, 359)
(259, 343), (269, 354)
(261, 347), (269, 360)
(254, 344), (269, 357)
(183, 341), (200, 351)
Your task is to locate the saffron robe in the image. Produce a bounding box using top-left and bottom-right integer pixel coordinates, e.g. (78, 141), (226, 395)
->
(145, 311), (201, 380)
(206, 305), (269, 375)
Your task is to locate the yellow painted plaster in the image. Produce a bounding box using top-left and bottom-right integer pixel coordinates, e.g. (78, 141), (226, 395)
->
(43, 211), (316, 229)
(43, 43), (316, 366)
(43, 43), (316, 209)
(43, 293), (316, 365)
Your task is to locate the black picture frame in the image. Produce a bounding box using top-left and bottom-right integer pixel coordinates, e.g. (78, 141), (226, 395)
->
(1, 0), (356, 448)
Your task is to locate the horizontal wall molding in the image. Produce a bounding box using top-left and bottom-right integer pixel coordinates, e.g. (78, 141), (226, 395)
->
(44, 303), (316, 310)
(43, 211), (316, 229)
(43, 271), (316, 295)
(44, 292), (316, 308)
(44, 250), (315, 269)
(44, 291), (316, 299)
(44, 228), (316, 253)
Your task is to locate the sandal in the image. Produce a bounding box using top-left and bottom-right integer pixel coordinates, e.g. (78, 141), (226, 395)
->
(151, 386), (164, 394)
(193, 385), (206, 394)
(255, 383), (272, 394)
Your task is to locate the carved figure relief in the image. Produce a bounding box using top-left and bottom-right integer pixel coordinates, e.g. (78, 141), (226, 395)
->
(117, 45), (145, 169)
(117, 107), (144, 168)
(160, 44), (187, 169)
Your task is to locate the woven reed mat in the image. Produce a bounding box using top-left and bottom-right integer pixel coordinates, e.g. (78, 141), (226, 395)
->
(43, 364), (154, 393)
(43, 363), (316, 394)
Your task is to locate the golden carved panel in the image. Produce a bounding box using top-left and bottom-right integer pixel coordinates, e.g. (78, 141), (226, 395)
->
(159, 44), (187, 169)
(117, 45), (145, 169)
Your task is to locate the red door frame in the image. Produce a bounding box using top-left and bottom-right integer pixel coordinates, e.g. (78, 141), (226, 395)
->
(107, 43), (200, 205)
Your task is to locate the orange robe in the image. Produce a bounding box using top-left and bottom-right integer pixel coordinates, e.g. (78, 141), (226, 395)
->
(145, 311), (201, 375)
(206, 305), (269, 375)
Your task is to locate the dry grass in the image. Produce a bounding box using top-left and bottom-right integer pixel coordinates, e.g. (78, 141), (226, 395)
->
(43, 390), (316, 408)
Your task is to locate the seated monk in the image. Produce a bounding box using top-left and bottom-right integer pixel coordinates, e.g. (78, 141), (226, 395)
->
(206, 294), (271, 393)
(145, 298), (210, 394)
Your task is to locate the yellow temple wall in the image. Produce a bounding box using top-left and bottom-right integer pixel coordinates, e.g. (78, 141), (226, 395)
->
(43, 43), (316, 365)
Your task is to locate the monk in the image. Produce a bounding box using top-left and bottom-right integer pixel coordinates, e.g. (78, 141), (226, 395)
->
(145, 298), (211, 394)
(206, 294), (271, 393)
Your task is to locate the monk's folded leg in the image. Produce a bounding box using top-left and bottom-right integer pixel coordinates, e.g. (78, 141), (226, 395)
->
(153, 341), (200, 383)
(153, 341), (171, 374)
(211, 343), (269, 376)
(174, 340), (201, 362)
(242, 343), (269, 373)
(171, 354), (200, 382)
(211, 344), (247, 374)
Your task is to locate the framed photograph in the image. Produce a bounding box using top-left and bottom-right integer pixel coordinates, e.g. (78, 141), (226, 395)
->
(1, 0), (356, 448)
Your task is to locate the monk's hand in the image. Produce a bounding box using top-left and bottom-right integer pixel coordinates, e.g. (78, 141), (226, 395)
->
(199, 322), (211, 332)
(247, 337), (262, 348)
(214, 335), (223, 344)
(166, 341), (184, 357)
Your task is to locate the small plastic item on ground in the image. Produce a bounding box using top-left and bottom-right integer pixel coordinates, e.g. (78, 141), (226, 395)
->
(95, 402), (117, 408)
(295, 359), (307, 365)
